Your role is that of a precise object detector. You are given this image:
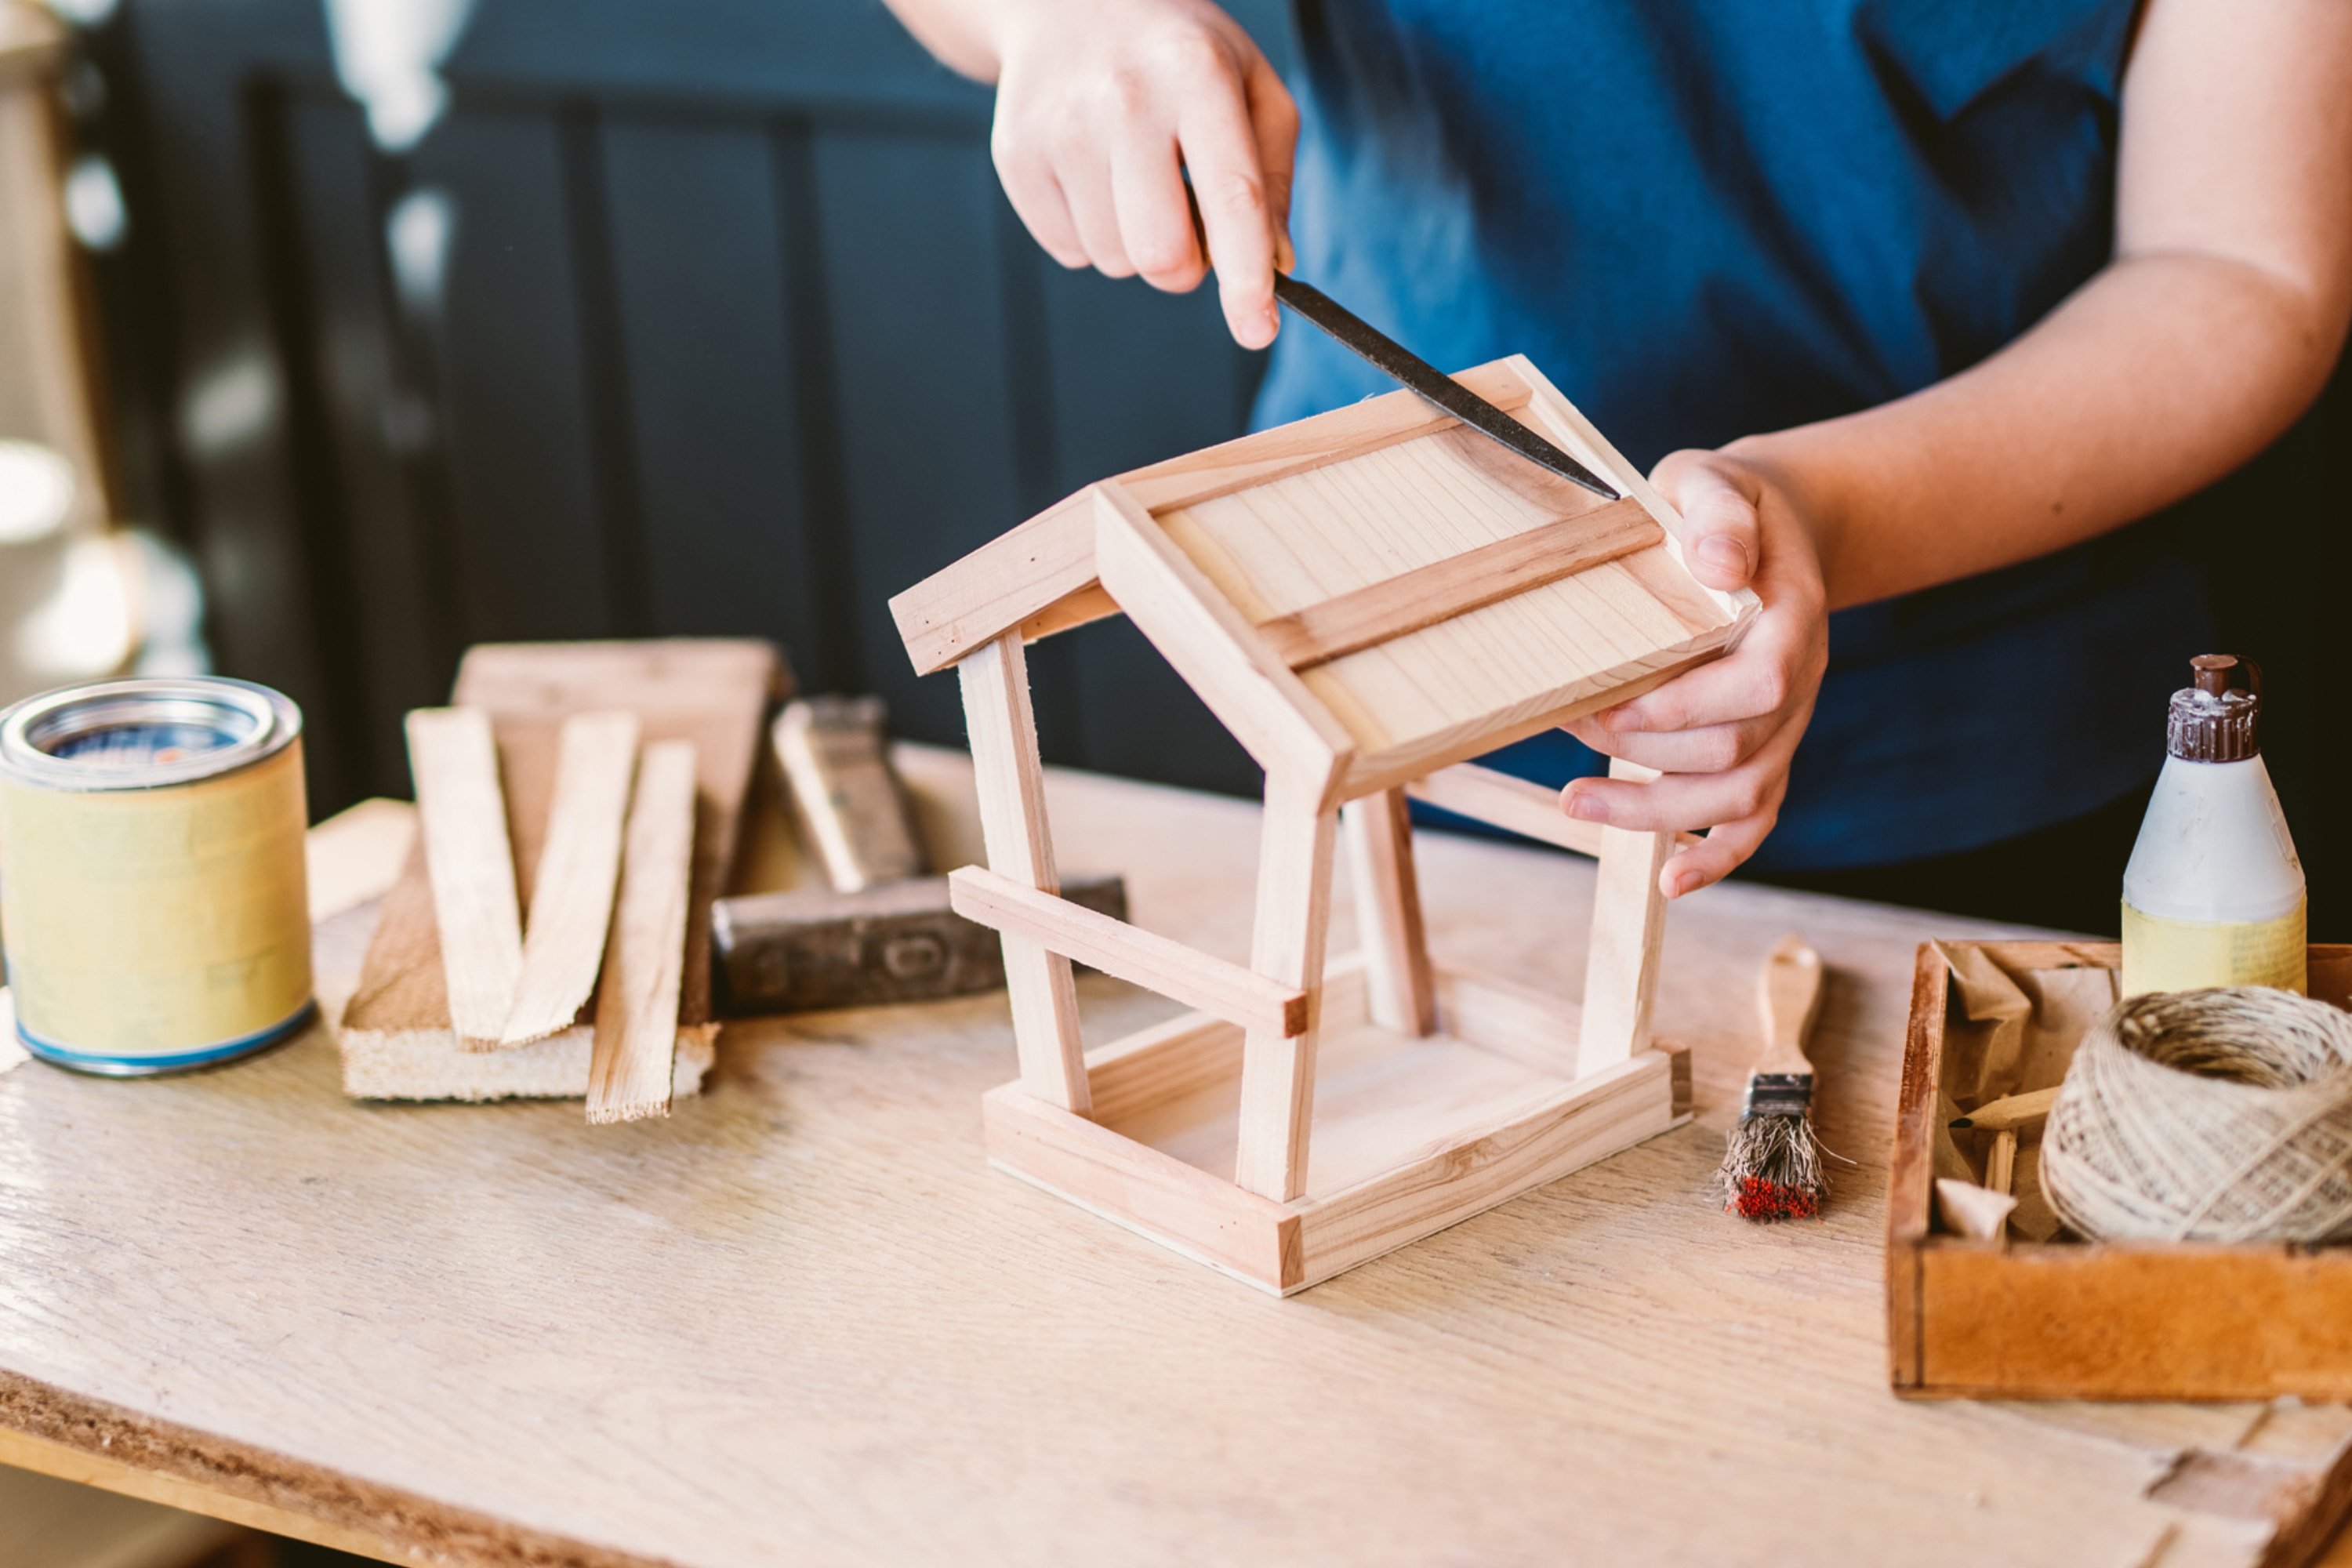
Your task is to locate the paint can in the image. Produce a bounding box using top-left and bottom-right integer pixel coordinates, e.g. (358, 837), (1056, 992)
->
(0, 677), (313, 1074)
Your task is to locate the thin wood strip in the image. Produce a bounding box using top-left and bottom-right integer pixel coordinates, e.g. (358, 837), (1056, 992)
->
(586, 739), (698, 1124)
(1575, 758), (1673, 1079)
(1504, 353), (1760, 630)
(1233, 776), (1339, 1202)
(891, 486), (1102, 677)
(949, 867), (1308, 1037)
(498, 712), (640, 1049)
(1341, 789), (1436, 1036)
(404, 707), (524, 1048)
(1116, 361), (1536, 514)
(1406, 761), (1701, 856)
(959, 633), (1091, 1113)
(1256, 501), (1658, 671)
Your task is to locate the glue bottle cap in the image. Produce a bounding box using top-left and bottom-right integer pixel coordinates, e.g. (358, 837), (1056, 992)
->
(2168, 655), (2261, 763)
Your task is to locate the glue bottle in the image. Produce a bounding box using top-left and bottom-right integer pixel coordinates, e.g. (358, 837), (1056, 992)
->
(2120, 655), (2306, 998)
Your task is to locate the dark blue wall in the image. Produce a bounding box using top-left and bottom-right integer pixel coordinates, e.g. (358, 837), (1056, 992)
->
(85, 0), (1293, 811)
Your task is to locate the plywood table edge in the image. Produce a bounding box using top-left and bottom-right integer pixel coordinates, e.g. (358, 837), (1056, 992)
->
(0, 1367), (673, 1568)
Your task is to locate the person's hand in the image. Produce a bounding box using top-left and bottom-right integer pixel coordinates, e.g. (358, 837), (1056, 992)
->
(1559, 447), (1831, 898)
(989, 0), (1296, 347)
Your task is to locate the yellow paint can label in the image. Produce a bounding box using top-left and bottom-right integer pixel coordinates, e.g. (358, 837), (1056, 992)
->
(2120, 898), (2307, 1000)
(0, 677), (312, 1073)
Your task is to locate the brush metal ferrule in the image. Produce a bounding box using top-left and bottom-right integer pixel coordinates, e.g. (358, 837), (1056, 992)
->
(1740, 1072), (1814, 1122)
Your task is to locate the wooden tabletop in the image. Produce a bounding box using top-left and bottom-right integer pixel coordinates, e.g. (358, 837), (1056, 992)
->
(3, 747), (2349, 1568)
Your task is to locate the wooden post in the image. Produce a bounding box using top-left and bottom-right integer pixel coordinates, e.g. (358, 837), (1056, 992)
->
(1575, 758), (1672, 1079)
(1341, 787), (1435, 1036)
(958, 633), (1090, 1114)
(1233, 774), (1338, 1202)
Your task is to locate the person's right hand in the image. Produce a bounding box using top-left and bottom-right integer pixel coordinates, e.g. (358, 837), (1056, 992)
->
(988, 0), (1297, 347)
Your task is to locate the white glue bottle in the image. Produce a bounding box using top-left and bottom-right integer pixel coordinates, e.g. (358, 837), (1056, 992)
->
(2120, 655), (2306, 998)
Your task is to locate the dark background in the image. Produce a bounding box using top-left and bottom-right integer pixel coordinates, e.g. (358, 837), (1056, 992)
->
(57, 0), (2351, 933)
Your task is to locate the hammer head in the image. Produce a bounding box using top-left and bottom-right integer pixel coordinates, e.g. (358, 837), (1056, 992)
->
(711, 872), (1127, 1015)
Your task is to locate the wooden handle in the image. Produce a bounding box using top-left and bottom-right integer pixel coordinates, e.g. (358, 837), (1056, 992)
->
(1755, 934), (1824, 1075)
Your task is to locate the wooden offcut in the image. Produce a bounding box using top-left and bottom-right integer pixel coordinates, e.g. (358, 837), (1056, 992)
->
(586, 739), (698, 1124)
(404, 707), (524, 1049)
(499, 711), (639, 1048)
(893, 356), (1756, 1290)
(340, 640), (782, 1102)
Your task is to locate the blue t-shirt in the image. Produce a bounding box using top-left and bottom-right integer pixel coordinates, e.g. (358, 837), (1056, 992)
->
(1254, 0), (2209, 870)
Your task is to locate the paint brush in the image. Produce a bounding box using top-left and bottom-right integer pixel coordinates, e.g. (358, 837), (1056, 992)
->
(1718, 934), (1828, 1221)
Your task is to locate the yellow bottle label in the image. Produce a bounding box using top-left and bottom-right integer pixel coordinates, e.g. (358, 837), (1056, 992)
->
(2120, 898), (2307, 998)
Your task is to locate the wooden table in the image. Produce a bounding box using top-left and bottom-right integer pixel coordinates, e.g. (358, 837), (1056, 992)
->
(4, 748), (2350, 1568)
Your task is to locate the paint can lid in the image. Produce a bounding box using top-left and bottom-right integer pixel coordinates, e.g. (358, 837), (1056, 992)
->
(2167, 655), (2261, 763)
(0, 676), (302, 791)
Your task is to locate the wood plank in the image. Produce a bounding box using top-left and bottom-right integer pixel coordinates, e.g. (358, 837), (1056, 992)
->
(1093, 485), (1354, 801)
(1334, 641), (1726, 804)
(958, 633), (1088, 1113)
(891, 487), (1102, 677)
(1341, 789), (1435, 1036)
(499, 711), (640, 1049)
(1080, 1011), (1246, 1127)
(404, 707), (524, 1049)
(1434, 964), (1584, 1079)
(949, 867), (1306, 1036)
(1117, 361), (1534, 514)
(1257, 501), (1659, 670)
(305, 798), (417, 924)
(1576, 759), (1674, 1078)
(586, 739), (698, 1125)
(341, 641), (777, 1102)
(984, 1084), (1300, 1291)
(1407, 760), (1702, 857)
(1291, 1051), (1678, 1290)
(1232, 777), (1339, 1202)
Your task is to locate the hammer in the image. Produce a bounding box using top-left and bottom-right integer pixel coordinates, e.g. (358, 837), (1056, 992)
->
(711, 695), (1125, 1014)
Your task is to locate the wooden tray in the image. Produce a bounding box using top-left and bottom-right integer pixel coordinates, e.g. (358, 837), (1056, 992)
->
(1889, 940), (2352, 1400)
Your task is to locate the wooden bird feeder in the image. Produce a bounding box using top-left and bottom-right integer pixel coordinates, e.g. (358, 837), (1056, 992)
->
(891, 356), (1759, 1294)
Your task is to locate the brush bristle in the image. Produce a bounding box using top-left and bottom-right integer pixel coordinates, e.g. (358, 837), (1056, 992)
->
(1718, 1112), (1825, 1221)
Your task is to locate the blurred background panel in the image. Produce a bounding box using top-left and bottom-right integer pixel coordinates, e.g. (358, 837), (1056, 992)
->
(75, 0), (1290, 813)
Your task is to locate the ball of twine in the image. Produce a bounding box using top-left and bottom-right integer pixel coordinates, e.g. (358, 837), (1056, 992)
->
(2041, 987), (2352, 1244)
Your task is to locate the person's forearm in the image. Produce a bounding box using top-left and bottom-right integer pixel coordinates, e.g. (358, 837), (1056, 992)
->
(1737, 251), (2347, 612)
(877, 0), (1023, 81)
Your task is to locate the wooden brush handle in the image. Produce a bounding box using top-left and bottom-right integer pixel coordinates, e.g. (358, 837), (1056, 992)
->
(1755, 934), (1824, 1076)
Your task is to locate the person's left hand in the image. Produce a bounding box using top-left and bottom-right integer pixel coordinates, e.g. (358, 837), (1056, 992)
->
(1559, 445), (1831, 898)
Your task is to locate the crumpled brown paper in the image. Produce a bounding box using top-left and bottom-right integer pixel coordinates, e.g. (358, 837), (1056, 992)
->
(1930, 943), (2121, 1243)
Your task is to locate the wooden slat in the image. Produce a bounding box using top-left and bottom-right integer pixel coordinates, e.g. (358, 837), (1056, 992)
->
(499, 712), (640, 1048)
(891, 487), (1102, 677)
(1233, 776), (1339, 1202)
(1504, 354), (1759, 630)
(983, 1085), (1302, 1290)
(1407, 761), (1704, 858)
(586, 739), (698, 1124)
(949, 866), (1308, 1036)
(1257, 502), (1659, 670)
(1093, 485), (1354, 801)
(959, 633), (1090, 1113)
(1116, 362), (1534, 514)
(405, 707), (524, 1048)
(1575, 759), (1674, 1078)
(1341, 789), (1435, 1036)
